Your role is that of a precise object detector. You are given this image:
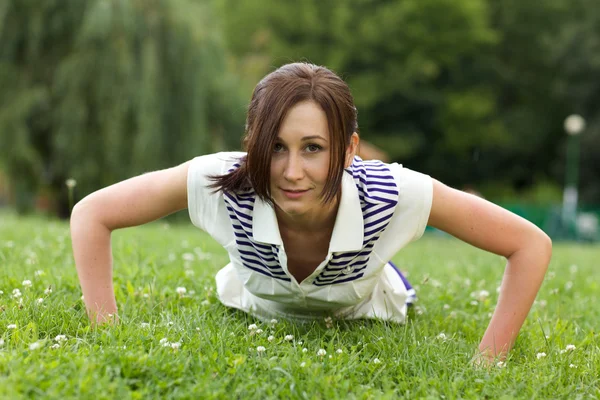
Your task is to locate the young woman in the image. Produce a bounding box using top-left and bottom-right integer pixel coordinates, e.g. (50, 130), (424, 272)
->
(70, 62), (552, 363)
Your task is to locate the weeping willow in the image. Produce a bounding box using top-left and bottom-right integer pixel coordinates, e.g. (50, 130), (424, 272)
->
(0, 0), (244, 215)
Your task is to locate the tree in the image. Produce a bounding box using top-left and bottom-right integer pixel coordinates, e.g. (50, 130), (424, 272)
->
(0, 0), (244, 215)
(216, 0), (600, 203)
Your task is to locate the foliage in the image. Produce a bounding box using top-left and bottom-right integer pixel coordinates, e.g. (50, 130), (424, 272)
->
(1, 0), (599, 214)
(216, 0), (600, 203)
(0, 213), (599, 398)
(0, 0), (244, 215)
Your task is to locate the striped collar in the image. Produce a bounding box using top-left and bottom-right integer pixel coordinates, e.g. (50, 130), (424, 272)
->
(252, 171), (364, 252)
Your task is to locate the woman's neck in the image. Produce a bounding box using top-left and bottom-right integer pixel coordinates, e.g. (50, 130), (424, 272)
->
(275, 199), (340, 235)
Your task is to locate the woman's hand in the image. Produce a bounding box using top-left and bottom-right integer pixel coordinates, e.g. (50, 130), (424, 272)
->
(70, 161), (190, 325)
(427, 180), (552, 358)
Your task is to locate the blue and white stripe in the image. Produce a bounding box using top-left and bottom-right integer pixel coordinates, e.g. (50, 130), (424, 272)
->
(223, 163), (290, 282)
(223, 157), (399, 286)
(312, 157), (399, 286)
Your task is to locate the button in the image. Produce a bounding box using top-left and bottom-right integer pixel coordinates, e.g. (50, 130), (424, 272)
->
(342, 266), (353, 275)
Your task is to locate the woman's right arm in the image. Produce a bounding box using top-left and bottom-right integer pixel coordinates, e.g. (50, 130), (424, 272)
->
(70, 161), (191, 325)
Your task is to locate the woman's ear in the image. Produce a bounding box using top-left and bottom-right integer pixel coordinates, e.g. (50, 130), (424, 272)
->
(345, 132), (360, 168)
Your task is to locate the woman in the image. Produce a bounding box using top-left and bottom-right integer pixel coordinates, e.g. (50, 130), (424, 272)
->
(70, 62), (552, 363)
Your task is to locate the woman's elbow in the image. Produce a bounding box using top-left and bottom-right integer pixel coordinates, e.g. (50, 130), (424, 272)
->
(536, 230), (553, 265)
(70, 195), (105, 233)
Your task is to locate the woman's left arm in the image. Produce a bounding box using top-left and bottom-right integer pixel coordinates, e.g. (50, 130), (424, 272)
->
(427, 179), (552, 361)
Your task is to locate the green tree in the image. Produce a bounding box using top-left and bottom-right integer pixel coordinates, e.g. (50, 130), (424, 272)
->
(0, 0), (244, 215)
(216, 0), (600, 203)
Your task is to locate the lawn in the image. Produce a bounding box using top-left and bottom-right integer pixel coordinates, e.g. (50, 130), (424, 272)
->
(0, 211), (598, 399)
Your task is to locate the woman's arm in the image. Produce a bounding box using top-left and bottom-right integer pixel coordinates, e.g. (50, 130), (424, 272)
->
(427, 179), (552, 361)
(70, 161), (190, 325)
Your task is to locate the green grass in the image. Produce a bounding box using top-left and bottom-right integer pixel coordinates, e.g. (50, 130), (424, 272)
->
(0, 211), (599, 399)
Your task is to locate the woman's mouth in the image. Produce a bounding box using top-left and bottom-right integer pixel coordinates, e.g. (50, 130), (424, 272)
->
(281, 188), (310, 199)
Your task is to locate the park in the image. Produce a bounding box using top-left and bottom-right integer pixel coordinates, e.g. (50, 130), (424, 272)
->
(1, 0), (599, 398)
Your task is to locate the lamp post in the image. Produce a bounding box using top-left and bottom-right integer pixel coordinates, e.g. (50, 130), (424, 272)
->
(562, 114), (585, 233)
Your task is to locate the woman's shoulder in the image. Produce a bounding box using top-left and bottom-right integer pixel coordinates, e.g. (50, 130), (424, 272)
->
(347, 156), (432, 206)
(189, 151), (247, 175)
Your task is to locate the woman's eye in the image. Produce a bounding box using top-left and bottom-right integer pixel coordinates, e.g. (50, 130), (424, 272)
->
(273, 143), (284, 152)
(306, 144), (322, 153)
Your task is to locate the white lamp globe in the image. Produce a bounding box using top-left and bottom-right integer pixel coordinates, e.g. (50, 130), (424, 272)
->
(564, 114), (586, 136)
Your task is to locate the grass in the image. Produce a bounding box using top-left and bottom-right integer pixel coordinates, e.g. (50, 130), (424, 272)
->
(0, 210), (599, 399)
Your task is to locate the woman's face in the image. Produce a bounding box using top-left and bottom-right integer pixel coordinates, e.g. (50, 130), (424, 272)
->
(270, 101), (333, 219)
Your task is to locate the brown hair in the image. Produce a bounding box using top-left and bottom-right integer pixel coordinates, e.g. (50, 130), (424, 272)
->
(209, 62), (358, 204)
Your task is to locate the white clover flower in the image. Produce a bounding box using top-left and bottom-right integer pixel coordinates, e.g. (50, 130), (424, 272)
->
(302, 348), (308, 353)
(37, 298), (44, 304)
(171, 342), (181, 350)
(51, 344), (60, 349)
(538, 300), (547, 308)
(44, 287), (52, 295)
(496, 361), (505, 368)
(300, 362), (306, 367)
(565, 281), (573, 291)
(373, 358), (381, 364)
(437, 333), (447, 340)
(0, 290), (3, 295)
(65, 179), (77, 189)
(7, 324), (16, 329)
(140, 323), (150, 328)
(443, 304), (450, 310)
(565, 344), (576, 351)
(267, 335), (275, 342)
(167, 321), (174, 326)
(12, 289), (21, 298)
(34, 270), (45, 277)
(201, 299), (209, 306)
(569, 265), (578, 274)
(569, 364), (577, 368)
(29, 341), (42, 350)
(255, 329), (263, 334)
(182, 253), (194, 262)
(159, 338), (170, 347)
(336, 349), (343, 354)
(0, 339), (4, 346)
(54, 335), (67, 342)
(176, 287), (187, 295)
(470, 300), (478, 306)
(248, 324), (258, 330)
(317, 349), (326, 357)
(256, 346), (266, 353)
(270, 319), (278, 326)
(284, 335), (294, 341)
(536, 352), (547, 359)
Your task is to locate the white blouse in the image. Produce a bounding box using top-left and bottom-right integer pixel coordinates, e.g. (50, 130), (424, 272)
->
(187, 152), (433, 323)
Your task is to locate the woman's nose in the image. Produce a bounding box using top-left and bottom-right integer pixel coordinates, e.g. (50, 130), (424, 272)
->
(283, 154), (304, 181)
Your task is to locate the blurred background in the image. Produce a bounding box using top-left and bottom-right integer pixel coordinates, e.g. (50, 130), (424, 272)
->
(0, 0), (598, 240)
